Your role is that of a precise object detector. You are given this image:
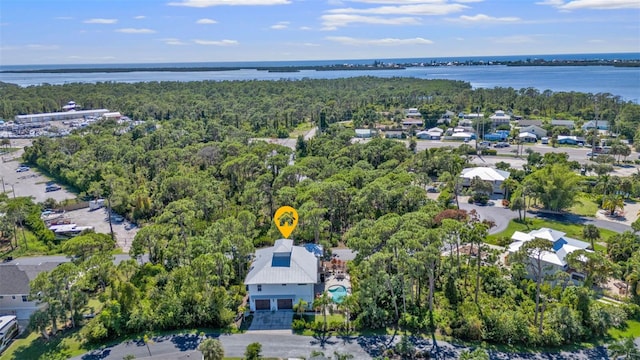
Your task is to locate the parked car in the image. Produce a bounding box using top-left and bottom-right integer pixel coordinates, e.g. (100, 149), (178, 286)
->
(16, 166), (29, 172)
(494, 142), (510, 148)
(45, 184), (61, 192)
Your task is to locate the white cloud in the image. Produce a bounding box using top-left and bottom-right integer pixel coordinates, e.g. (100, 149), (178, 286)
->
(116, 28), (156, 34)
(321, 14), (420, 30)
(490, 35), (538, 44)
(299, 26), (312, 30)
(83, 18), (118, 24)
(346, 0), (480, 3)
(326, 36), (433, 46)
(451, 14), (521, 23)
(193, 39), (239, 45)
(271, 21), (289, 29)
(134, 15), (146, 19)
(168, 0), (290, 7)
(161, 38), (188, 45)
(537, 0), (640, 9)
(196, 18), (218, 24)
(327, 3), (468, 16)
(347, 0), (444, 3)
(26, 44), (61, 50)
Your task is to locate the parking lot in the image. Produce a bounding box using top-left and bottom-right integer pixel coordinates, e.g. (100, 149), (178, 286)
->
(2, 139), (138, 253)
(1, 139), (75, 203)
(61, 207), (138, 252)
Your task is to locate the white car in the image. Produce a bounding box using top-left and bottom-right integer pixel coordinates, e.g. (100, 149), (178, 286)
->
(16, 166), (29, 172)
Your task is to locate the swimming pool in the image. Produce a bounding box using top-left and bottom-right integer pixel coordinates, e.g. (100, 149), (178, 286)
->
(328, 284), (348, 304)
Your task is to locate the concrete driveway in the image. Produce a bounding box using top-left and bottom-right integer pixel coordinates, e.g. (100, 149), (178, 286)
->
(248, 311), (293, 331)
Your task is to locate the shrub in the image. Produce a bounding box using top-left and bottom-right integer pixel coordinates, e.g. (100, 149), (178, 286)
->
(292, 319), (306, 331)
(496, 236), (512, 247)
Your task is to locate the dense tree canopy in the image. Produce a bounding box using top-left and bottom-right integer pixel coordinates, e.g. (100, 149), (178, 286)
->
(2, 78), (637, 350)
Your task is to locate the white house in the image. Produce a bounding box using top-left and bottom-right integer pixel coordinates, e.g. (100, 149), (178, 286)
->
(417, 127), (443, 139)
(460, 167), (510, 194)
(0, 255), (144, 320)
(519, 125), (547, 139)
(404, 108), (422, 118)
(582, 120), (609, 131)
(518, 132), (538, 143)
(245, 239), (320, 311)
(0, 260), (64, 319)
(402, 119), (423, 129)
(551, 119), (575, 129)
(508, 228), (591, 280)
(490, 110), (511, 126)
(355, 129), (374, 138)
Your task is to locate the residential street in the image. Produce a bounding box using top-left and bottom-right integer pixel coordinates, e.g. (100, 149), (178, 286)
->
(69, 331), (614, 360)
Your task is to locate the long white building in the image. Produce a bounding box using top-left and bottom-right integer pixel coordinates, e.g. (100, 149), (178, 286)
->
(15, 109), (110, 124)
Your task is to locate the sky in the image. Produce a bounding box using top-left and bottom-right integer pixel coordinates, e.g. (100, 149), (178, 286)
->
(1, 0), (639, 65)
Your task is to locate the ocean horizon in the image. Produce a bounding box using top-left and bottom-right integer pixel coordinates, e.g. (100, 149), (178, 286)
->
(1, 52), (639, 71)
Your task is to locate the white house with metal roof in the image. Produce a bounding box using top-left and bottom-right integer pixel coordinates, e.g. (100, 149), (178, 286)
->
(508, 228), (591, 280)
(459, 167), (510, 194)
(518, 125), (547, 139)
(245, 239), (320, 311)
(489, 110), (511, 126)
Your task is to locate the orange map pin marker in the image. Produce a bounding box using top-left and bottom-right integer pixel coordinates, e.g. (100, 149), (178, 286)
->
(274, 206), (298, 238)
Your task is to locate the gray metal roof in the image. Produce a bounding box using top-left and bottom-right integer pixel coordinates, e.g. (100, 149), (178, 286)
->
(244, 239), (318, 285)
(0, 262), (61, 295)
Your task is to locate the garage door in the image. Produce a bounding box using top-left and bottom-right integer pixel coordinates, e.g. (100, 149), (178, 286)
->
(255, 299), (270, 311)
(277, 298), (293, 310)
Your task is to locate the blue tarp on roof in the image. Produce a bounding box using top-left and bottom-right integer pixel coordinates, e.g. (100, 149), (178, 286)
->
(304, 243), (323, 257)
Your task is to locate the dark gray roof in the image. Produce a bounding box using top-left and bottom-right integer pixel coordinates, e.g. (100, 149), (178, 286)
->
(517, 119), (543, 127)
(0, 262), (62, 295)
(551, 119), (575, 126)
(0, 265), (31, 295)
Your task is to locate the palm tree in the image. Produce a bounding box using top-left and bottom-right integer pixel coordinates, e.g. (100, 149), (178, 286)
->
(582, 224), (600, 250)
(608, 336), (640, 359)
(199, 338), (224, 360)
(500, 177), (518, 200)
(313, 291), (333, 333)
(602, 194), (625, 216)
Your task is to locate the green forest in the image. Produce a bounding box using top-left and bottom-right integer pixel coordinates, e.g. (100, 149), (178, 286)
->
(1, 78), (640, 357)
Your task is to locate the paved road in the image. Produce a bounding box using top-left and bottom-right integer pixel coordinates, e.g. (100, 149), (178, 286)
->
(459, 200), (632, 236)
(70, 332), (614, 360)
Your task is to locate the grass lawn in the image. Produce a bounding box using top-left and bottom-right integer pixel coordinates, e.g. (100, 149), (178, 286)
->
(570, 193), (600, 217)
(608, 320), (640, 339)
(487, 218), (617, 247)
(0, 329), (88, 360)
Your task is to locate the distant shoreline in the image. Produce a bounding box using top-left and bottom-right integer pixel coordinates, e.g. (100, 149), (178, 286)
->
(2, 59), (638, 74)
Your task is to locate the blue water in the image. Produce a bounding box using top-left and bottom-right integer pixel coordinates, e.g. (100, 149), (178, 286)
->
(328, 285), (348, 304)
(1, 53), (638, 101)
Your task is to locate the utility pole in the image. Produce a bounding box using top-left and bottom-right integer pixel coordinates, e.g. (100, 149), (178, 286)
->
(475, 105), (480, 153)
(1, 177), (5, 194)
(591, 97), (598, 160)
